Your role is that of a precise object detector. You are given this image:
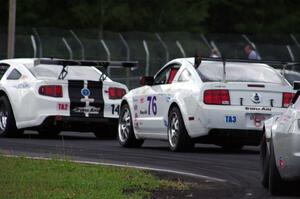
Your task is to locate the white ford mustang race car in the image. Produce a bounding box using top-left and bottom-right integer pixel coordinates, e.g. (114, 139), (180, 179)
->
(260, 81), (300, 195)
(0, 58), (136, 138)
(117, 57), (294, 151)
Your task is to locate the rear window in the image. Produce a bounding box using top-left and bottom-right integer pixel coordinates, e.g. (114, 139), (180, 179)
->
(197, 62), (284, 84)
(27, 64), (102, 81)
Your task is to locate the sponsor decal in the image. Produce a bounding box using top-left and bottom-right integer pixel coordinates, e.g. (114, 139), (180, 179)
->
(133, 119), (139, 128)
(135, 113), (138, 118)
(245, 107), (271, 111)
(140, 109), (147, 115)
(73, 106), (100, 114)
(81, 88), (90, 97)
(13, 82), (30, 89)
(134, 104), (138, 111)
(140, 97), (144, 104)
(57, 103), (68, 111)
(133, 98), (138, 102)
(20, 75), (28, 80)
(251, 93), (262, 104)
(225, 115), (237, 123)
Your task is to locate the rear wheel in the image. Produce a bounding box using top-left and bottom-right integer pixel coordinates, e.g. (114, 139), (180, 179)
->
(0, 96), (22, 137)
(168, 106), (194, 152)
(269, 140), (286, 195)
(260, 133), (270, 188)
(118, 104), (143, 147)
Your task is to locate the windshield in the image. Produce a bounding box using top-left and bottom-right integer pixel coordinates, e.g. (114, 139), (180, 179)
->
(197, 61), (284, 84)
(27, 64), (103, 81)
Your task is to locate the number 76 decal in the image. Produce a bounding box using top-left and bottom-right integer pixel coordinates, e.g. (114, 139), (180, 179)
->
(147, 96), (157, 115)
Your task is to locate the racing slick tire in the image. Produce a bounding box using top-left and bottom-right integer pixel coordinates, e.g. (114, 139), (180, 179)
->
(260, 133), (270, 188)
(93, 126), (118, 139)
(168, 106), (194, 152)
(0, 96), (23, 137)
(118, 103), (144, 148)
(269, 140), (286, 196)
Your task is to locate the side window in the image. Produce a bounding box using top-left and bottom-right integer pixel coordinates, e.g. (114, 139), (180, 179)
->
(7, 69), (22, 80)
(154, 64), (180, 85)
(178, 69), (192, 82)
(0, 64), (10, 80)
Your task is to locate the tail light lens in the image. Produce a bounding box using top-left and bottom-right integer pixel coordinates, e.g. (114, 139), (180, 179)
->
(282, 92), (294, 108)
(204, 89), (230, 105)
(39, 85), (63, 97)
(108, 87), (126, 99)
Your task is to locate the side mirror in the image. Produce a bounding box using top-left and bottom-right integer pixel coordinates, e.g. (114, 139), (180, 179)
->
(293, 81), (300, 90)
(140, 76), (154, 86)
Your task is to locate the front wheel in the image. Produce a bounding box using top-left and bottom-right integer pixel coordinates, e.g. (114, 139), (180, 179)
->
(118, 104), (143, 148)
(168, 106), (194, 152)
(0, 96), (22, 137)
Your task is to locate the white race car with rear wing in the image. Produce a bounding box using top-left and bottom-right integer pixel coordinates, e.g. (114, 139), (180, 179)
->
(118, 58), (294, 151)
(0, 58), (136, 138)
(260, 81), (300, 196)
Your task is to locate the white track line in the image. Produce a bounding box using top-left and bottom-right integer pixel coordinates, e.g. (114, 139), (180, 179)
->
(2, 154), (226, 183)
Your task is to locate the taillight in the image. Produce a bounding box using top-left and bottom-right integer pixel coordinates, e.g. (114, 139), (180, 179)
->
(282, 92), (294, 108)
(108, 87), (126, 99)
(204, 89), (230, 105)
(39, 85), (63, 97)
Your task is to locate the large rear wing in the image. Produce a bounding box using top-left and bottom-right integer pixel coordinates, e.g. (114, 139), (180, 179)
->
(33, 58), (138, 80)
(198, 57), (299, 83)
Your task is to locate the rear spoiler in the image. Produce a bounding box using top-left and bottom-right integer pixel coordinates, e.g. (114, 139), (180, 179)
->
(33, 58), (138, 80)
(198, 57), (299, 83)
(34, 58), (138, 69)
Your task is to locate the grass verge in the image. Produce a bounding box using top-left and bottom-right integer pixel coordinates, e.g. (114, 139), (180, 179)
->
(0, 156), (187, 199)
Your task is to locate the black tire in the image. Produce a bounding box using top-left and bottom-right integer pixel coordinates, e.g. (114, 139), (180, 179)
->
(168, 106), (194, 152)
(260, 134), (270, 188)
(118, 103), (143, 148)
(93, 125), (118, 139)
(269, 140), (285, 195)
(38, 129), (60, 138)
(0, 96), (22, 137)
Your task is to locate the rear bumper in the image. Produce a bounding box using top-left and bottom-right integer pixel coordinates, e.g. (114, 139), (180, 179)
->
(195, 129), (262, 146)
(186, 104), (285, 139)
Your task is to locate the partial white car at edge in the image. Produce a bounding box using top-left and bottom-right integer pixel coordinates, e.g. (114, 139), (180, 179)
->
(261, 81), (300, 195)
(0, 58), (135, 138)
(118, 57), (294, 151)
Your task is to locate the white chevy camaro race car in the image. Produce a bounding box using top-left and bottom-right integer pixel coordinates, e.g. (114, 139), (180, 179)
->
(118, 58), (294, 151)
(260, 81), (300, 195)
(0, 58), (136, 138)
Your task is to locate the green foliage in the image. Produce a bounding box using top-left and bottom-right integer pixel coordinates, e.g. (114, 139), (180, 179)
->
(1, 0), (300, 33)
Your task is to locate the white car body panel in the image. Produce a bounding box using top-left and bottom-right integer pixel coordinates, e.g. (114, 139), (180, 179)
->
(0, 59), (128, 130)
(264, 96), (300, 180)
(122, 58), (294, 146)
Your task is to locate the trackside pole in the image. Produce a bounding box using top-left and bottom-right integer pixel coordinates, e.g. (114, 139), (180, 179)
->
(176, 41), (186, 57)
(62, 37), (73, 59)
(119, 33), (131, 87)
(143, 40), (150, 76)
(33, 28), (43, 58)
(155, 33), (169, 62)
(70, 30), (85, 60)
(100, 39), (111, 76)
(30, 35), (37, 58)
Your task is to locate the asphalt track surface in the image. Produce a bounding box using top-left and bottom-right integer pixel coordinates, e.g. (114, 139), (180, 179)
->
(0, 131), (299, 199)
